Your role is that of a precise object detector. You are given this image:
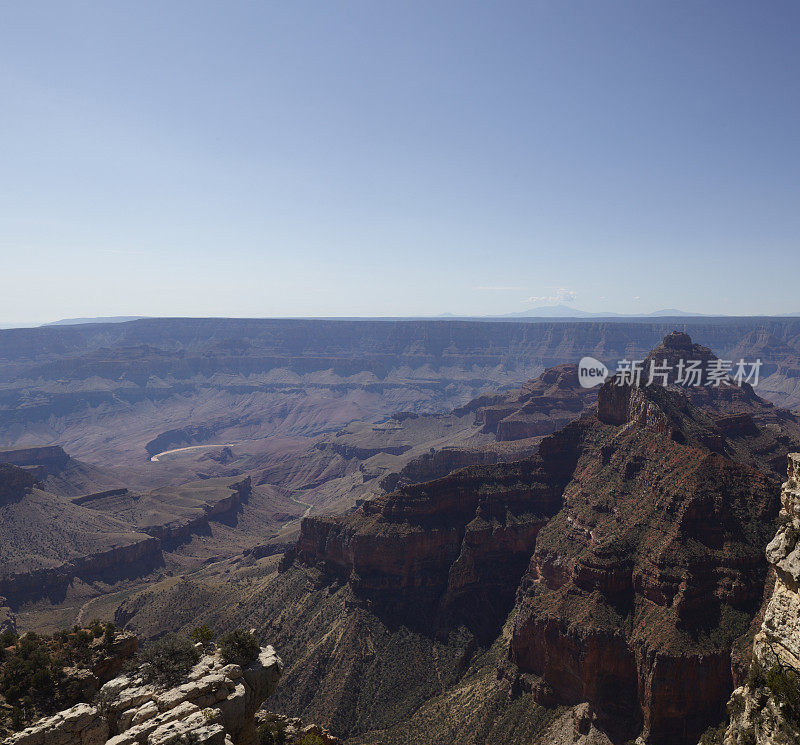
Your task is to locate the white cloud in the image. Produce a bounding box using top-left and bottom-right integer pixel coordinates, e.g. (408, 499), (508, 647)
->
(632, 296), (641, 301)
(524, 287), (577, 305)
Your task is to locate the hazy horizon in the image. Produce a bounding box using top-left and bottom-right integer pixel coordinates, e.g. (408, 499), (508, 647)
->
(2, 1), (799, 323)
(4, 305), (800, 330)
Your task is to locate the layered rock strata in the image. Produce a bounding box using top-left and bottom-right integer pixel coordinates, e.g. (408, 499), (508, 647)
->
(293, 334), (793, 744)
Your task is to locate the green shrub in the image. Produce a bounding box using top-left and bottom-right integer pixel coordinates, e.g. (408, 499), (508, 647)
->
(104, 623), (116, 646)
(0, 633), (52, 703)
(728, 693), (745, 717)
(139, 633), (201, 685)
(741, 727), (756, 745)
(219, 630), (259, 667)
(698, 723), (727, 744)
(257, 720), (287, 745)
(190, 625), (214, 645)
(746, 657), (767, 689)
(297, 734), (326, 745)
(766, 663), (800, 725)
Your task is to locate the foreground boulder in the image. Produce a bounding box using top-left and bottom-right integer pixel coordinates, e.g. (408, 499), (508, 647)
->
(3, 646), (282, 745)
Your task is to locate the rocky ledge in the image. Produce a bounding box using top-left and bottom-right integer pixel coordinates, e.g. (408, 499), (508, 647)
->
(712, 453), (800, 745)
(3, 646), (282, 745)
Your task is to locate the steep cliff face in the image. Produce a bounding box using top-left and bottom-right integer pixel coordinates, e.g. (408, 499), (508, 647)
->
(712, 453), (800, 745)
(509, 376), (780, 745)
(287, 334), (796, 744)
(0, 446), (69, 473)
(292, 429), (579, 640)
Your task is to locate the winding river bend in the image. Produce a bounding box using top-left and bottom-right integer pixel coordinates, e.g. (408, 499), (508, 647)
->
(149, 444), (234, 462)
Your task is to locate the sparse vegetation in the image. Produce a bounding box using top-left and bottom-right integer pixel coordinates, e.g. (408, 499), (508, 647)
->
(297, 734), (325, 745)
(104, 622), (116, 646)
(698, 723), (727, 744)
(741, 726), (757, 745)
(746, 656), (767, 689)
(138, 632), (201, 685)
(257, 719), (287, 745)
(190, 625), (214, 646)
(219, 629), (259, 667)
(766, 662), (800, 726)
(0, 633), (55, 706)
(0, 622), (122, 732)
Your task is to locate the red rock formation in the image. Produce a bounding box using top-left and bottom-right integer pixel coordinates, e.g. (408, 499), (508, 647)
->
(291, 333), (799, 743)
(510, 377), (780, 744)
(465, 363), (596, 441)
(294, 431), (580, 638)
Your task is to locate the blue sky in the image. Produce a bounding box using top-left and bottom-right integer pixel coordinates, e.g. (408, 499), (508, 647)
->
(1, 1), (799, 323)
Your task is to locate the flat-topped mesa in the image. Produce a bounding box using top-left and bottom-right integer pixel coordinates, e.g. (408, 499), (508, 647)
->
(5, 645), (283, 745)
(293, 426), (582, 637)
(0, 445), (70, 472)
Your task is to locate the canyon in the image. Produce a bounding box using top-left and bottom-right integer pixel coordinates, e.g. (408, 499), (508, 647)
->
(1, 318), (798, 481)
(106, 332), (800, 745)
(2, 321), (800, 744)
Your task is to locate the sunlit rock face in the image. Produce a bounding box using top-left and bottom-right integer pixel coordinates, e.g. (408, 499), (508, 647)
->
(715, 454), (800, 745)
(4, 645), (283, 745)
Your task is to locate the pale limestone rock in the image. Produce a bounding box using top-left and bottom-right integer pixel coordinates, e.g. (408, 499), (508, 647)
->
(711, 454), (800, 744)
(130, 702), (159, 727)
(3, 703), (108, 745)
(148, 709), (226, 745)
(2, 645), (283, 745)
(218, 664), (242, 680)
(118, 701), (201, 743)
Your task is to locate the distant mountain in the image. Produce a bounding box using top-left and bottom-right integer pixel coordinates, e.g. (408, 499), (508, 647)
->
(505, 304), (609, 318)
(648, 308), (704, 316)
(503, 305), (703, 318)
(44, 315), (146, 326)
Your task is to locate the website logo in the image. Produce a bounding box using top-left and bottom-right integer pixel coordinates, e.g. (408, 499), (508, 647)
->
(578, 357), (609, 388)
